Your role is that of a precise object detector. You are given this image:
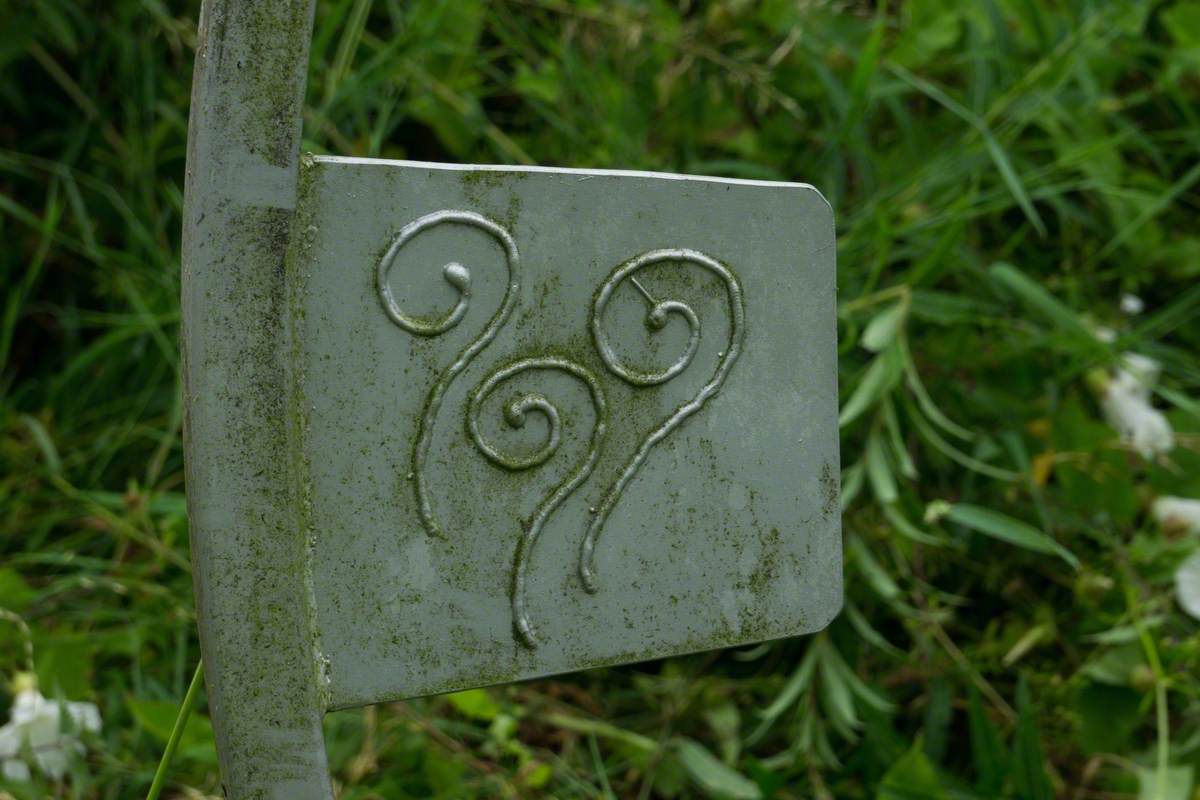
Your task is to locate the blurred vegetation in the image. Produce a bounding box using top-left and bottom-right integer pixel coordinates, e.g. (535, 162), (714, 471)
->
(2, 0), (1200, 797)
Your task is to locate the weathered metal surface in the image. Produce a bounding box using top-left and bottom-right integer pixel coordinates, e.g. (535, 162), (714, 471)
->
(286, 158), (842, 710)
(185, 3), (839, 795)
(182, 1), (331, 797)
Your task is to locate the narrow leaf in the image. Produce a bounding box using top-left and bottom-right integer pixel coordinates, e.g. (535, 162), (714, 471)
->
(943, 503), (1079, 569)
(967, 685), (1006, 794)
(1136, 765), (1193, 800)
(674, 738), (762, 800)
(882, 502), (947, 547)
(866, 430), (899, 503)
(988, 262), (1095, 340)
(841, 346), (903, 428)
(877, 741), (948, 800)
(1012, 676), (1054, 800)
(861, 302), (907, 353)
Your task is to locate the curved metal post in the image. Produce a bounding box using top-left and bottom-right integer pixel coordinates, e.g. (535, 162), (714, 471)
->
(181, 1), (331, 797)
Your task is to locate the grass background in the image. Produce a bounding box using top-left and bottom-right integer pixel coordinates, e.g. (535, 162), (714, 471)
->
(2, 0), (1200, 797)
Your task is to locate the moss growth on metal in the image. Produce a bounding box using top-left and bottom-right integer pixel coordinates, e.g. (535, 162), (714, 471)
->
(282, 159), (838, 719)
(232, 2), (313, 168)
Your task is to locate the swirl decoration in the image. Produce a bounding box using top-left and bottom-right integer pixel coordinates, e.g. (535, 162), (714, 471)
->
(469, 357), (607, 647)
(376, 210), (520, 538)
(581, 248), (745, 593)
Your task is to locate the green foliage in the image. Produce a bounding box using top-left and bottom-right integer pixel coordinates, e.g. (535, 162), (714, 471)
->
(129, 695), (213, 763)
(876, 741), (946, 800)
(2, 0), (1199, 797)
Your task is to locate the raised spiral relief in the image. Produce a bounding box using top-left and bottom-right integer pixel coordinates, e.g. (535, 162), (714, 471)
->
(376, 210), (520, 539)
(378, 218), (744, 647)
(581, 248), (745, 593)
(468, 357), (607, 647)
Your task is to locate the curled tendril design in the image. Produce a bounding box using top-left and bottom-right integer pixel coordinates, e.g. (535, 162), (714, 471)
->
(469, 357), (607, 647)
(376, 210), (520, 538)
(581, 248), (745, 593)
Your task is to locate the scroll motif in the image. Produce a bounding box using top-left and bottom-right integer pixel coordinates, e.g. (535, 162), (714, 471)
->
(468, 357), (607, 647)
(376, 210), (520, 539)
(379, 219), (742, 647)
(580, 249), (746, 593)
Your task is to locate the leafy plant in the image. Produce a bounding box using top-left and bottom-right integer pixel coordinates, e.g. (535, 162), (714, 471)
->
(1, 0), (1198, 797)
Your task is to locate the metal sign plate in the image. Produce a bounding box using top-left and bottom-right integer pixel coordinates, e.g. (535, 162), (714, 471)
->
(286, 157), (841, 708)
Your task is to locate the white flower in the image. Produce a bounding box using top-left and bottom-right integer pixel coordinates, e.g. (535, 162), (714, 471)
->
(1098, 351), (1174, 459)
(0, 723), (29, 782)
(0, 679), (100, 781)
(1101, 385), (1174, 458)
(1163, 497), (1200, 621)
(1120, 294), (1145, 315)
(1154, 496), (1200, 535)
(1176, 550), (1200, 621)
(1117, 352), (1161, 395)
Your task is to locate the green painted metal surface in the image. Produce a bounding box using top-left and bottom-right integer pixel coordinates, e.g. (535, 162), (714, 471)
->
(289, 157), (842, 710)
(182, 1), (330, 797)
(182, 2), (840, 796)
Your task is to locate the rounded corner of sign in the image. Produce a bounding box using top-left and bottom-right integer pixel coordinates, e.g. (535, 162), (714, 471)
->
(812, 582), (846, 634)
(793, 184), (835, 227)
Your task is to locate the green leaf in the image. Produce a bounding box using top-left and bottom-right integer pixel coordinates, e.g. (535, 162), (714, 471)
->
(545, 713), (656, 762)
(445, 688), (502, 721)
(882, 502), (946, 546)
(674, 738), (762, 800)
(941, 503), (1079, 569)
(323, 0), (373, 102)
(1163, 2), (1200, 46)
(18, 413), (61, 474)
(906, 398), (1016, 480)
(866, 430), (899, 503)
(750, 643), (819, 742)
(128, 697), (216, 763)
(902, 347), (975, 442)
(844, 600), (903, 656)
(840, 346), (903, 428)
(1094, 159), (1200, 263)
(883, 399), (918, 479)
(1081, 643), (1147, 687)
(861, 303), (907, 353)
(849, 536), (901, 602)
(922, 679), (952, 763)
(987, 263), (1095, 341)
(703, 701), (742, 765)
(522, 760), (554, 790)
(891, 0), (962, 67)
(817, 642), (861, 737)
(1012, 677), (1053, 800)
(1074, 682), (1142, 753)
(823, 637), (895, 713)
(34, 635), (95, 699)
(841, 1), (887, 135)
(842, 462), (866, 509)
(877, 740), (948, 800)
(982, 132), (1047, 238)
(0, 567), (36, 611)
(1159, 385), (1200, 424)
(967, 686), (1006, 794)
(513, 61), (562, 104)
(1136, 766), (1194, 800)
(423, 747), (468, 795)
(888, 68), (1046, 236)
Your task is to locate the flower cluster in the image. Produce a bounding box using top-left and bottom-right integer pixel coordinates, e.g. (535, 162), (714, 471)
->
(1094, 344), (1175, 459)
(0, 673), (100, 783)
(1159, 499), (1200, 621)
(1098, 301), (1200, 621)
